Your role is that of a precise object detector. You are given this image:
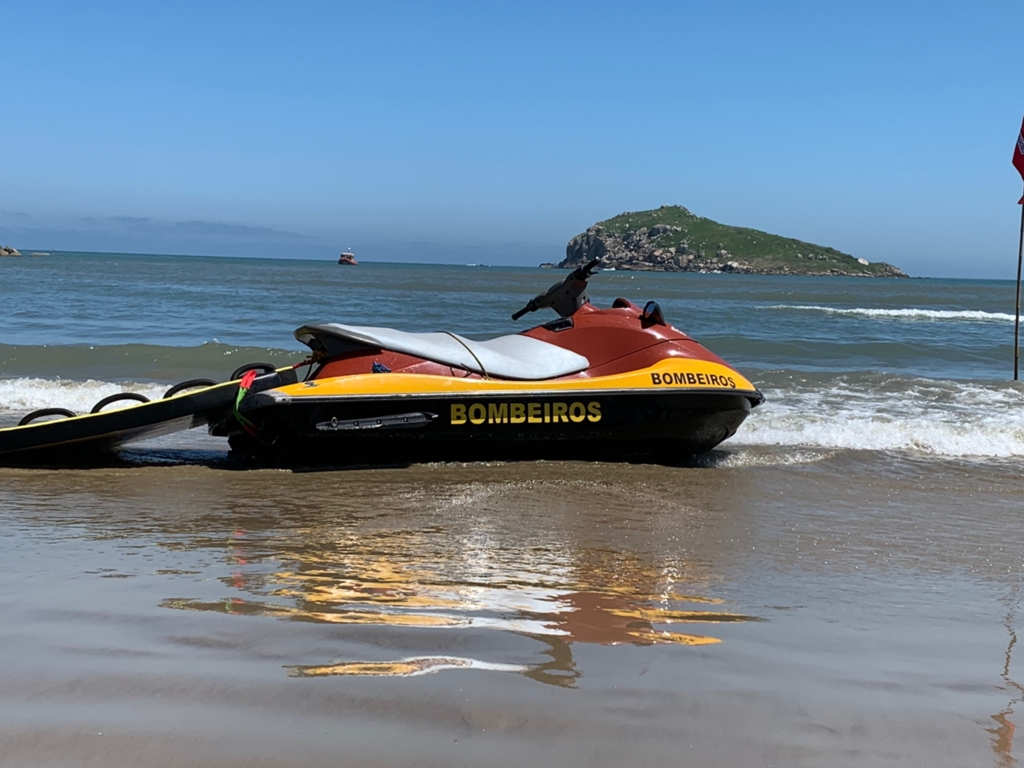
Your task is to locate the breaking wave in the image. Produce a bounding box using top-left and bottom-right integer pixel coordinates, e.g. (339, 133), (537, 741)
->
(735, 373), (1024, 458)
(0, 378), (171, 417)
(763, 305), (1016, 323)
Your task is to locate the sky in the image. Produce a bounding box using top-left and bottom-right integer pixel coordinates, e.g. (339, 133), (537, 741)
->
(2, 0), (1023, 278)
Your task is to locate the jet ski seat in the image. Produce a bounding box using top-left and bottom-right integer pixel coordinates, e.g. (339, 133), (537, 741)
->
(295, 323), (590, 381)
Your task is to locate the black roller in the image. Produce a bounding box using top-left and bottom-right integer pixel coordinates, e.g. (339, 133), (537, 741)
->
(90, 392), (150, 414)
(230, 362), (276, 380)
(163, 379), (218, 398)
(17, 408), (77, 427)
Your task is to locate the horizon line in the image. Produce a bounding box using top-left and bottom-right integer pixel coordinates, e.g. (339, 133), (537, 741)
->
(8, 247), (1012, 281)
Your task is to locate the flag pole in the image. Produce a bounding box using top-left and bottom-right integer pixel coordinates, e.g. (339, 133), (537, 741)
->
(1016, 187), (1024, 381)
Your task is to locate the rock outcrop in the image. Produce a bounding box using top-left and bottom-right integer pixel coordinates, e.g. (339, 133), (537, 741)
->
(557, 206), (907, 277)
(0, 245), (21, 257)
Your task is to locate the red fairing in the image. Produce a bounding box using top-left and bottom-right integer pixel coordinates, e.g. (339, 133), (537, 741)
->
(311, 299), (736, 382)
(314, 349), (469, 380)
(522, 302), (737, 377)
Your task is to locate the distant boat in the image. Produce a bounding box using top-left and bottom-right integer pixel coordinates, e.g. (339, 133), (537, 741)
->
(338, 248), (358, 266)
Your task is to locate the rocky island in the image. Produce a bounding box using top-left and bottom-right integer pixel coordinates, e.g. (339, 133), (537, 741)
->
(0, 245), (21, 257)
(555, 205), (907, 277)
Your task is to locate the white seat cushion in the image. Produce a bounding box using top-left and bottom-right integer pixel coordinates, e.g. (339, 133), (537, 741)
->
(295, 323), (590, 381)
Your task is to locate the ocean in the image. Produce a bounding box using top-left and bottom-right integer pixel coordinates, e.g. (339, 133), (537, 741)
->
(1, 251), (1023, 767)
(3, 251), (1023, 458)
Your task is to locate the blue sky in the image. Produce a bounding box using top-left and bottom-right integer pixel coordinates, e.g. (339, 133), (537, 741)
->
(2, 1), (1023, 277)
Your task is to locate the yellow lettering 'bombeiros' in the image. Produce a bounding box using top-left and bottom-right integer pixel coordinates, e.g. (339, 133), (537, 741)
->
(487, 402), (508, 424)
(510, 402), (526, 424)
(528, 402), (543, 423)
(450, 401), (602, 426)
(468, 403), (486, 425)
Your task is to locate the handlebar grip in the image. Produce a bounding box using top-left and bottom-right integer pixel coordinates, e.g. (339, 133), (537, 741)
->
(572, 258), (601, 280)
(511, 306), (530, 321)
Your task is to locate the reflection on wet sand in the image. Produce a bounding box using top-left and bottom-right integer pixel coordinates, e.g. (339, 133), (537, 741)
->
(288, 657), (527, 678)
(990, 588), (1024, 767)
(3, 456), (1024, 765)
(0, 461), (767, 687)
(165, 528), (760, 686)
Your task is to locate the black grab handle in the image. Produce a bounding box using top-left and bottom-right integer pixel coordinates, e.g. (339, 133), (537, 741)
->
(17, 408), (77, 426)
(90, 392), (150, 414)
(230, 362), (277, 380)
(163, 379), (218, 398)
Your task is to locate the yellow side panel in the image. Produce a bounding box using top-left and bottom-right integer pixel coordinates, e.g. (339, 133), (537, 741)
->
(277, 358), (758, 399)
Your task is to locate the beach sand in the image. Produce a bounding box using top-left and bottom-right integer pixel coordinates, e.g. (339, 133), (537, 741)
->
(1, 448), (1021, 767)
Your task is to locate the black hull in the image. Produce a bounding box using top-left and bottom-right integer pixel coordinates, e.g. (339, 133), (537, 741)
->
(227, 390), (756, 466)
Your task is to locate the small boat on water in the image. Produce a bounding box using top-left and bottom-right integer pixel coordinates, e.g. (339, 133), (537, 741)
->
(338, 249), (358, 266)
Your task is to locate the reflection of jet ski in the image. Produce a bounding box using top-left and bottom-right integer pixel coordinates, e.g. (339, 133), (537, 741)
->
(214, 259), (764, 465)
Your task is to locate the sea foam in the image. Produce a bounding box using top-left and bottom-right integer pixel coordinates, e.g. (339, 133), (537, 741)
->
(0, 378), (169, 416)
(737, 376), (1024, 458)
(763, 305), (1017, 323)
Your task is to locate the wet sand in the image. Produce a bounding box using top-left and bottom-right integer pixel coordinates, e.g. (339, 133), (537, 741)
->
(1, 448), (1023, 767)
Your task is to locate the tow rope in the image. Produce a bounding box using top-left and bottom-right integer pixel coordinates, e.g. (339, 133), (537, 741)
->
(442, 332), (489, 379)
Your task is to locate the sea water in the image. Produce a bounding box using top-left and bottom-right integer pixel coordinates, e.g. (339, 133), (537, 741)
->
(2, 251), (1022, 459)
(2, 251), (1024, 767)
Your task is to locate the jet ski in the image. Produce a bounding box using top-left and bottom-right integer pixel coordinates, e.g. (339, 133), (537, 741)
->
(213, 260), (764, 465)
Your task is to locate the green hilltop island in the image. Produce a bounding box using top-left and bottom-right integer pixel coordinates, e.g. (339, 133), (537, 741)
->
(550, 205), (907, 277)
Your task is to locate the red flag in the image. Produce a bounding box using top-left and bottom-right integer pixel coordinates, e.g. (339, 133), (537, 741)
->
(1013, 115), (1024, 203)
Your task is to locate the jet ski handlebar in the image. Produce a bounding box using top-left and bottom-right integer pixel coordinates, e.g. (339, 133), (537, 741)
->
(511, 258), (601, 321)
(570, 257), (602, 282)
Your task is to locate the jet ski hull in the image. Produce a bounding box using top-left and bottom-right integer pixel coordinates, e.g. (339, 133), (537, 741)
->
(229, 389), (754, 465)
(225, 360), (763, 466)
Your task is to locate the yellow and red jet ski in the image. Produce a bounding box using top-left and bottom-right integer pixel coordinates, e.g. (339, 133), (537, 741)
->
(214, 260), (764, 465)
